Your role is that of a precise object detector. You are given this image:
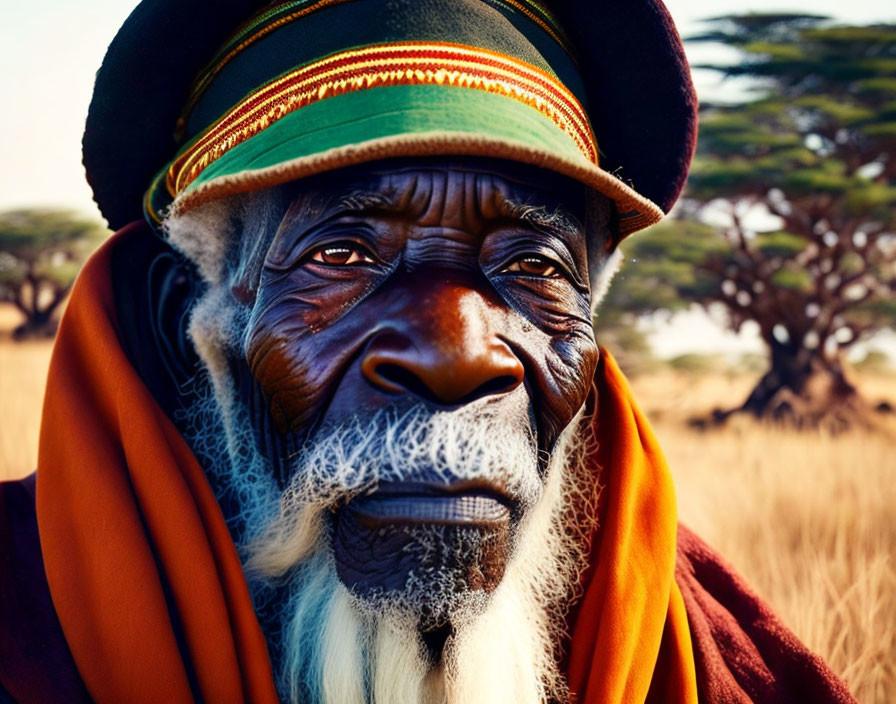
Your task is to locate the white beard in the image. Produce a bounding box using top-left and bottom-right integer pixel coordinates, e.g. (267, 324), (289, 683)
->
(237, 404), (598, 704)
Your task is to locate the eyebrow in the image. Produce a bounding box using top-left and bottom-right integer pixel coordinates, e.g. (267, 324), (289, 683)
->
(494, 195), (584, 244)
(336, 189), (396, 212)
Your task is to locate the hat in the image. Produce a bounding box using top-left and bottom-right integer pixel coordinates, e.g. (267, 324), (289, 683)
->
(83, 0), (697, 238)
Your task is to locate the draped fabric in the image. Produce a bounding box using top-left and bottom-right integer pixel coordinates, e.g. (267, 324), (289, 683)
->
(565, 354), (698, 703)
(36, 224), (279, 703)
(4, 225), (847, 702)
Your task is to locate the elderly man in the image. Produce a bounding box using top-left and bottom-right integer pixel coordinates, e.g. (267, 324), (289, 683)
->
(0, 0), (856, 702)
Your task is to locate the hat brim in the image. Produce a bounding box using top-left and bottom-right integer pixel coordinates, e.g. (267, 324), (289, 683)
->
(166, 84), (662, 236)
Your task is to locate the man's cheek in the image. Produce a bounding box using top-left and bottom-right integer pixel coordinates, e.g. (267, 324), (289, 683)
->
(244, 309), (359, 436)
(491, 285), (597, 447)
(245, 324), (318, 433)
(255, 267), (382, 332)
(535, 330), (599, 448)
(244, 273), (381, 433)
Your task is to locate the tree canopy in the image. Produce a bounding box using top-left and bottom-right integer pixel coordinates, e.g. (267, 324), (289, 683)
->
(602, 16), (896, 426)
(0, 208), (108, 338)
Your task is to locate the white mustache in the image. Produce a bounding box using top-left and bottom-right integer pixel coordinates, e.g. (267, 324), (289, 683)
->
(245, 403), (542, 579)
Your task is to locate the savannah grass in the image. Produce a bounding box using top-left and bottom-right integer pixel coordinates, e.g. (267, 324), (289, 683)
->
(631, 368), (896, 704)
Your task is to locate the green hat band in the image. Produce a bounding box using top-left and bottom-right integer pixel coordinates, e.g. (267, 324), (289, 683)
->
(166, 42), (597, 199)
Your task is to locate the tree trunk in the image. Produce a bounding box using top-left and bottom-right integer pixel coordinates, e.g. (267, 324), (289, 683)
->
(733, 338), (866, 431)
(12, 309), (59, 340)
(9, 280), (70, 340)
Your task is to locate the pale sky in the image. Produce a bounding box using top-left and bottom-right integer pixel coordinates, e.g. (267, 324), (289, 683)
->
(1, 0), (894, 358)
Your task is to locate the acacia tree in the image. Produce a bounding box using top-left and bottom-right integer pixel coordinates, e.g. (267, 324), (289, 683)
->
(603, 16), (896, 427)
(0, 209), (108, 338)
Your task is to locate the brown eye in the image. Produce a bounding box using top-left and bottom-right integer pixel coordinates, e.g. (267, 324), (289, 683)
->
(310, 243), (375, 266)
(504, 255), (558, 278)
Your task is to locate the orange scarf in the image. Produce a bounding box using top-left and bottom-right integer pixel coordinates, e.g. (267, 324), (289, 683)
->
(37, 227), (698, 703)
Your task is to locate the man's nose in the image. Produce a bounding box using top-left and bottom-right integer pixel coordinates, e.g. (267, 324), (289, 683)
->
(360, 282), (525, 405)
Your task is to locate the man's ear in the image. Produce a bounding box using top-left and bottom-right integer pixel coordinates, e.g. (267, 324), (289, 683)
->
(111, 229), (206, 417)
(148, 250), (205, 385)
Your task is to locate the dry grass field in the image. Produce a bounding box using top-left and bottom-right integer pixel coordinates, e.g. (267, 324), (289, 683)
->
(0, 313), (53, 482)
(1, 312), (893, 701)
(629, 369), (896, 704)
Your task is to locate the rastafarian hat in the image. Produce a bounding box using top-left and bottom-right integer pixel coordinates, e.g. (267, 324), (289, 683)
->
(83, 0), (697, 239)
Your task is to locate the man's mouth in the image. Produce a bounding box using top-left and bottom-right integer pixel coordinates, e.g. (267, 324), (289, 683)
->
(344, 481), (513, 527)
(330, 480), (514, 609)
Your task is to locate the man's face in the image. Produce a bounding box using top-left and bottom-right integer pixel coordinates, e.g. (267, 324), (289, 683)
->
(235, 160), (601, 625)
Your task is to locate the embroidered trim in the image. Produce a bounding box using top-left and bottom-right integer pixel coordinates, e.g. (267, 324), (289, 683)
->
(167, 42), (597, 196)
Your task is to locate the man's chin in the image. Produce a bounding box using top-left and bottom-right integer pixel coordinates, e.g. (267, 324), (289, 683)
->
(331, 502), (512, 631)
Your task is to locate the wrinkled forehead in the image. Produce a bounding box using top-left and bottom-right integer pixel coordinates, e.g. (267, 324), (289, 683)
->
(282, 159), (590, 230)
